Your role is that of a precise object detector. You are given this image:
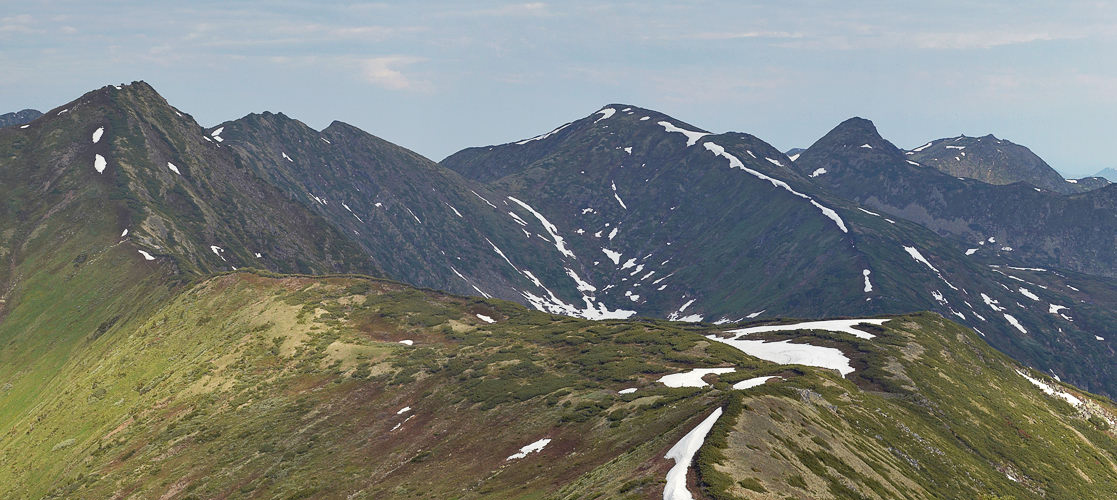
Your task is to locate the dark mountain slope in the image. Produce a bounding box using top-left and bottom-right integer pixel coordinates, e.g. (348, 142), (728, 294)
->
(907, 134), (1108, 193)
(443, 107), (1117, 397)
(795, 117), (1117, 280)
(0, 109), (41, 128)
(0, 82), (375, 278)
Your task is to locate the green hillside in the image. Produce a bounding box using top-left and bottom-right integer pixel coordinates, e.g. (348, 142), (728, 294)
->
(2, 270), (1114, 499)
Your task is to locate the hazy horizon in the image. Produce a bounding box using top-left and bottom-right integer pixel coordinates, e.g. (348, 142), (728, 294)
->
(3, 1), (1115, 177)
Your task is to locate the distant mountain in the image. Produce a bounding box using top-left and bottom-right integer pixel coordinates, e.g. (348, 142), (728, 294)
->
(0, 108), (41, 128)
(795, 117), (1117, 280)
(1093, 167), (1117, 182)
(2, 83), (1117, 499)
(785, 147), (806, 161)
(906, 134), (1103, 194)
(444, 108), (1117, 397)
(2, 85), (1114, 397)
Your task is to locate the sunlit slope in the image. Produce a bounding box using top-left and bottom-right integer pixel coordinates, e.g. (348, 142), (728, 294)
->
(2, 272), (1113, 499)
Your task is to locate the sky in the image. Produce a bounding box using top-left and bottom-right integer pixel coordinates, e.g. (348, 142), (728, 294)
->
(2, 1), (1115, 176)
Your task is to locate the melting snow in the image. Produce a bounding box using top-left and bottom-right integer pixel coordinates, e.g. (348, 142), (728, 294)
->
(137, 250), (155, 261)
(1049, 304), (1068, 314)
(476, 314), (495, 323)
(516, 123), (571, 145)
(965, 248), (978, 255)
(860, 143), (872, 149)
(911, 141), (933, 152)
(94, 154), (107, 173)
(397, 407), (411, 415)
(618, 388), (637, 394)
(657, 121), (709, 146)
(445, 203), (463, 218)
(733, 376), (778, 390)
(729, 318), (890, 340)
(92, 127), (104, 143)
(862, 269), (873, 292)
(709, 335), (856, 377)
(282, 152), (293, 162)
(658, 367), (734, 388)
(1004, 314), (1027, 333)
(507, 438), (551, 460)
(765, 157), (783, 167)
(746, 310), (765, 318)
(602, 248), (622, 265)
(858, 207), (881, 217)
(810, 168), (827, 177)
(663, 409), (723, 500)
(608, 227), (619, 240)
(167, 162), (181, 175)
(398, 339), (414, 346)
(594, 108), (616, 123)
(1016, 369), (1082, 407)
(1018, 288), (1040, 301)
(703, 141), (848, 233)
(640, 116), (650, 120)
(624, 146), (632, 154)
(210, 245), (226, 261)
(121, 229), (129, 237)
(19, 124), (29, 129)
(210, 127), (224, 142)
(508, 196), (576, 259)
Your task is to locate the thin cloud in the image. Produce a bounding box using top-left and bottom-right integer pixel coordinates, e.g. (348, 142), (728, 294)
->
(672, 31), (804, 41)
(360, 56), (430, 91)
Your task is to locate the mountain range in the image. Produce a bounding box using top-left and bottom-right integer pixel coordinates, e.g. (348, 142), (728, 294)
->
(1, 82), (1114, 498)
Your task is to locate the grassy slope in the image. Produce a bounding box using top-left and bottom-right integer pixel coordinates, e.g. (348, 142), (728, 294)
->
(705, 314), (1117, 499)
(1, 271), (1114, 499)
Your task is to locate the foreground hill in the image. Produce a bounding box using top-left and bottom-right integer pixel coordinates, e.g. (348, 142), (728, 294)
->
(1, 271), (1114, 499)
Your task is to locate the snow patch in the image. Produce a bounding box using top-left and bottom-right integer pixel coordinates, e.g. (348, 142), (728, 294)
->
(507, 438), (551, 460)
(398, 339), (414, 346)
(508, 196), (576, 259)
(657, 120), (709, 146)
(594, 108), (616, 123)
(618, 388), (637, 394)
(167, 162), (181, 175)
(137, 250), (155, 261)
(703, 141), (848, 233)
(476, 314), (495, 323)
(862, 269), (873, 292)
(663, 408), (723, 500)
(809, 168), (827, 177)
(516, 123), (570, 145)
(1018, 288), (1039, 301)
(733, 376), (779, 390)
(1016, 369), (1083, 407)
(658, 367), (735, 388)
(859, 143), (872, 149)
(729, 318), (890, 340)
(710, 335), (856, 377)
(94, 154), (107, 173)
(92, 127), (104, 143)
(602, 248), (622, 265)
(965, 248), (978, 255)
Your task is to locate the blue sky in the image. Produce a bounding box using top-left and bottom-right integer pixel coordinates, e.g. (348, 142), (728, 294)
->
(2, 1), (1114, 176)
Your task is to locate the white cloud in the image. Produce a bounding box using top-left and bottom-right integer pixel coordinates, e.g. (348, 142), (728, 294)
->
(360, 56), (429, 91)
